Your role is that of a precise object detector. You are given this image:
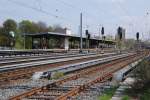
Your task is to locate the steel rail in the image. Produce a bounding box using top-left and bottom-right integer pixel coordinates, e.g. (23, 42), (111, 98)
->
(0, 53), (98, 65)
(10, 52), (146, 100)
(9, 55), (138, 100)
(0, 53), (116, 85)
(56, 54), (145, 100)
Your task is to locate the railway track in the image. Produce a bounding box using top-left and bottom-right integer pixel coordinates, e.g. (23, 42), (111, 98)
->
(0, 53), (116, 85)
(0, 53), (97, 66)
(9, 52), (147, 100)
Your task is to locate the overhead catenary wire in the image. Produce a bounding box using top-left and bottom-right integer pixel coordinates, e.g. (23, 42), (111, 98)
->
(114, 1), (142, 39)
(35, 0), (42, 11)
(6, 0), (137, 38)
(57, 0), (110, 37)
(53, 0), (103, 25)
(47, 0), (104, 35)
(7, 0), (110, 36)
(7, 0), (95, 33)
(116, 2), (147, 41)
(7, 0), (73, 23)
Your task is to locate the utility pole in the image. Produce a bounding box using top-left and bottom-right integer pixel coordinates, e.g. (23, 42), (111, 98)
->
(80, 13), (83, 53)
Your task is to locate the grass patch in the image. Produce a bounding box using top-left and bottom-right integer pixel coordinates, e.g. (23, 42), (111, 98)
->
(121, 95), (130, 100)
(98, 87), (117, 100)
(51, 72), (64, 79)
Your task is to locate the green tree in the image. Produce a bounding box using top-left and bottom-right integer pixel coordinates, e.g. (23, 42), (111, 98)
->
(3, 19), (17, 34)
(14, 29), (24, 49)
(0, 27), (4, 34)
(0, 26), (7, 46)
(19, 20), (39, 34)
(0, 19), (17, 47)
(0, 35), (9, 47)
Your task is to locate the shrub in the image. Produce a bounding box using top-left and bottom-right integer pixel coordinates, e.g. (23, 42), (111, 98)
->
(131, 59), (150, 91)
(121, 95), (130, 100)
(99, 94), (111, 100)
(125, 58), (150, 99)
(98, 87), (117, 100)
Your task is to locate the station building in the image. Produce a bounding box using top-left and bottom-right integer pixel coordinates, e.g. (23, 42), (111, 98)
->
(25, 29), (116, 50)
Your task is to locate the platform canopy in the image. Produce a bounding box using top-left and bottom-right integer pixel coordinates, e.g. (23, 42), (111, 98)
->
(25, 32), (116, 45)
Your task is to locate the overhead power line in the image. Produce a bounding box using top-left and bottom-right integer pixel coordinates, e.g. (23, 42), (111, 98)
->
(114, 2), (142, 39)
(55, 0), (75, 8)
(53, 0), (109, 36)
(35, 0), (42, 10)
(7, 0), (73, 22)
(54, 0), (102, 23)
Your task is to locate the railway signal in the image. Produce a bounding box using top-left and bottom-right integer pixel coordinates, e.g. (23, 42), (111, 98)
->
(136, 32), (139, 41)
(85, 30), (88, 38)
(86, 30), (90, 39)
(85, 30), (90, 52)
(117, 26), (122, 40)
(101, 27), (105, 50)
(117, 26), (123, 53)
(101, 27), (104, 36)
(136, 32), (140, 51)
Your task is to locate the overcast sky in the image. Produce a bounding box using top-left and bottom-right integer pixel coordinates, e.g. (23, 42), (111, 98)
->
(0, 0), (150, 40)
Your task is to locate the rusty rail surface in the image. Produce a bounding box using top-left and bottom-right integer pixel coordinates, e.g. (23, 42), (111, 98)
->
(9, 52), (148, 100)
(0, 54), (108, 84)
(56, 73), (113, 100)
(55, 54), (144, 100)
